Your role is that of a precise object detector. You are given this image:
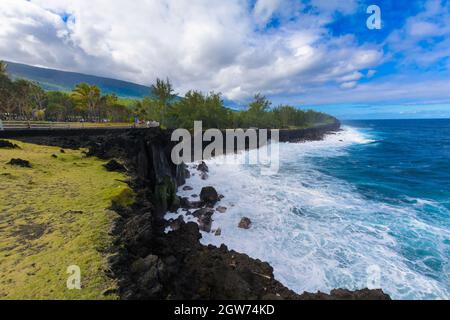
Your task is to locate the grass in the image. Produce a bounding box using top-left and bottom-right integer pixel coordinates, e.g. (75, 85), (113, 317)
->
(0, 140), (133, 299)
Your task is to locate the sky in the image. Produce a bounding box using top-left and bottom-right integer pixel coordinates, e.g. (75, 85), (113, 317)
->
(0, 0), (449, 119)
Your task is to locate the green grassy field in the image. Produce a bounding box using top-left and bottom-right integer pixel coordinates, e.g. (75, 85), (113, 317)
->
(0, 140), (133, 299)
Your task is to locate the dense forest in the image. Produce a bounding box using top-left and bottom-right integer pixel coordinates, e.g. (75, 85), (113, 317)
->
(0, 61), (336, 129)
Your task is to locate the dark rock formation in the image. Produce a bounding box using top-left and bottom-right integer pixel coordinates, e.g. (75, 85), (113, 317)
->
(7, 158), (31, 168)
(0, 140), (19, 149)
(192, 208), (215, 233)
(238, 217), (252, 229)
(197, 161), (209, 173)
(200, 186), (219, 205)
(104, 159), (127, 172)
(298, 288), (390, 300)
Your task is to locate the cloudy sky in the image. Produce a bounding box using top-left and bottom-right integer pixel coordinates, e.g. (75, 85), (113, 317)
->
(1, 0), (450, 118)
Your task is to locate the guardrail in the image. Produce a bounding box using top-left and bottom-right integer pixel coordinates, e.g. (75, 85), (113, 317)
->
(0, 120), (154, 130)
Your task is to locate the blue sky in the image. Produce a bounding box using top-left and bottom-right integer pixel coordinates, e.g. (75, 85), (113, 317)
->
(1, 0), (450, 119)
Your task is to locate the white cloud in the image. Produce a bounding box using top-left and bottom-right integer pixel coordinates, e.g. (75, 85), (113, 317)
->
(0, 0), (382, 102)
(387, 0), (450, 68)
(340, 81), (358, 89)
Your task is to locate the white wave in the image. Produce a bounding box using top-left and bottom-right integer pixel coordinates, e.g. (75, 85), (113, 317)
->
(166, 127), (449, 300)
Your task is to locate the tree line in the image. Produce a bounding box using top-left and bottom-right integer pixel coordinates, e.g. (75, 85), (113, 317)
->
(0, 61), (336, 128)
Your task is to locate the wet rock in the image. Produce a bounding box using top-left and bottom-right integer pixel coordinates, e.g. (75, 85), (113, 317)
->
(192, 208), (214, 233)
(169, 216), (184, 231)
(197, 161), (209, 173)
(192, 207), (214, 218)
(176, 162), (190, 187)
(198, 215), (213, 233)
(298, 288), (390, 300)
(238, 217), (252, 229)
(60, 149), (65, 153)
(180, 197), (202, 209)
(200, 172), (209, 180)
(200, 186), (219, 205)
(7, 158), (31, 168)
(183, 185), (193, 191)
(191, 194), (198, 198)
(0, 140), (19, 149)
(215, 228), (222, 236)
(103, 159), (127, 172)
(216, 206), (227, 213)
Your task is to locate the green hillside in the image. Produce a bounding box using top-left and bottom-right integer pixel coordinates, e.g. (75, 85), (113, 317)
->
(5, 61), (151, 99)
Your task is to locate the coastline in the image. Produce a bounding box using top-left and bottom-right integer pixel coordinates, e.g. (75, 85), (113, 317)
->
(2, 123), (390, 300)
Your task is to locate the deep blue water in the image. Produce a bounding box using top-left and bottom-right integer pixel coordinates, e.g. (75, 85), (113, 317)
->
(318, 119), (450, 297)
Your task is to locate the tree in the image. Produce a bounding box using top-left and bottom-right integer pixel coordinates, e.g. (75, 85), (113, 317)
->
(0, 61), (7, 77)
(46, 91), (76, 121)
(13, 79), (34, 120)
(71, 83), (101, 121)
(0, 72), (15, 118)
(241, 93), (272, 128)
(151, 78), (176, 126)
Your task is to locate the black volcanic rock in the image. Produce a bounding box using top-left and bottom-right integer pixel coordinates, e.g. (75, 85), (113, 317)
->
(238, 217), (252, 229)
(103, 159), (127, 172)
(7, 158), (31, 168)
(197, 161), (209, 173)
(200, 186), (219, 205)
(0, 140), (19, 149)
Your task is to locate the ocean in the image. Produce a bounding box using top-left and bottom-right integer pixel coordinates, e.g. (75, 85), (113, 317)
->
(166, 119), (450, 300)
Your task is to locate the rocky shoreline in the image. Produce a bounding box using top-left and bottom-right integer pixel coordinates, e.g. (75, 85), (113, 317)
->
(4, 123), (390, 300)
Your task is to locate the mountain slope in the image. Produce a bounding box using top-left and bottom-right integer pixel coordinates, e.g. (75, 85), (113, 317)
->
(5, 61), (151, 99)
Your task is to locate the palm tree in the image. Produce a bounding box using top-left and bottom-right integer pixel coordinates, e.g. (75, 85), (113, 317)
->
(151, 78), (175, 127)
(71, 83), (101, 121)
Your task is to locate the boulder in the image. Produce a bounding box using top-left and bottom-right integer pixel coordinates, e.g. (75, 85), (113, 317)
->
(200, 186), (219, 205)
(198, 214), (213, 233)
(192, 208), (214, 233)
(7, 158), (31, 168)
(197, 161), (209, 173)
(238, 217), (252, 229)
(215, 228), (222, 236)
(0, 140), (19, 149)
(180, 197), (202, 209)
(103, 159), (127, 172)
(183, 185), (193, 191)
